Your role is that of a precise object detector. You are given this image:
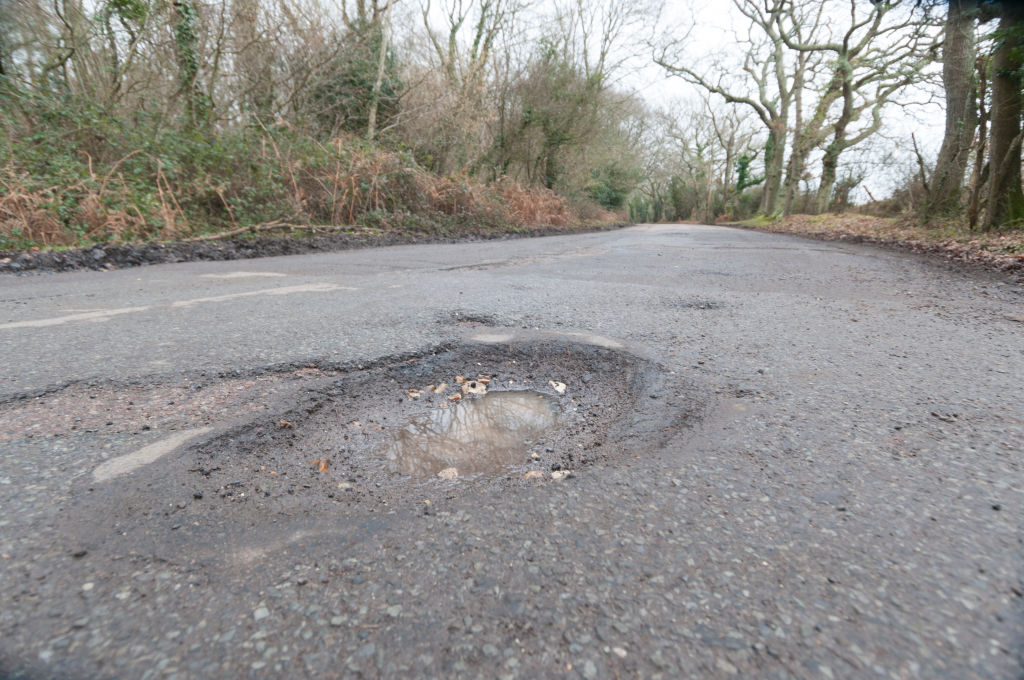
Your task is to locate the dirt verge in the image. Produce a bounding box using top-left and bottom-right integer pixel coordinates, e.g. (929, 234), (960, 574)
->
(727, 213), (1024, 282)
(0, 223), (627, 275)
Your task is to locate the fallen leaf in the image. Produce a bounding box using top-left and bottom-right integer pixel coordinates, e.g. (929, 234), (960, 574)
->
(448, 393), (462, 402)
(437, 467), (458, 481)
(407, 389), (422, 399)
(279, 419), (293, 429)
(455, 376), (466, 384)
(433, 382), (448, 393)
(551, 470), (572, 481)
(310, 458), (329, 472)
(523, 470), (544, 481)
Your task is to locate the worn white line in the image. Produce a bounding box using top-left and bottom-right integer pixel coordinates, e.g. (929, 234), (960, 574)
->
(0, 306), (152, 330)
(199, 272), (288, 279)
(2, 281), (350, 329)
(170, 282), (350, 308)
(93, 427), (214, 482)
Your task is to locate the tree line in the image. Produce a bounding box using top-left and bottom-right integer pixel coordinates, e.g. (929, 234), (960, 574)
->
(0, 0), (1021, 248)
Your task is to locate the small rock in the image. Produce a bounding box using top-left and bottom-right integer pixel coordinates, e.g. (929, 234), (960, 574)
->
(551, 470), (572, 481)
(438, 467), (459, 481)
(548, 381), (567, 395)
(581, 373), (593, 384)
(386, 605), (402, 618)
(582, 660), (597, 679)
(330, 616), (345, 627)
(523, 470), (544, 481)
(72, 549), (88, 558)
(253, 606), (270, 621)
(462, 380), (487, 395)
(612, 647), (627, 658)
(530, 452), (540, 460)
(716, 657), (738, 674)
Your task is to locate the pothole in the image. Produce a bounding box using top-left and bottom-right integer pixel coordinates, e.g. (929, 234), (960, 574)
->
(177, 340), (690, 509)
(64, 339), (704, 559)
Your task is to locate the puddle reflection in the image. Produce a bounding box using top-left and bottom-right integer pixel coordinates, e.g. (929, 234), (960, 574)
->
(385, 391), (560, 477)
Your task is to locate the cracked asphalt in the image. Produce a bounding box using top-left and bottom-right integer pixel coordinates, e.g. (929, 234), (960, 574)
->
(1, 224), (1022, 679)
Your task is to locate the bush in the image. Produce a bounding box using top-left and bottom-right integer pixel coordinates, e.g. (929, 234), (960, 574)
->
(0, 93), (593, 249)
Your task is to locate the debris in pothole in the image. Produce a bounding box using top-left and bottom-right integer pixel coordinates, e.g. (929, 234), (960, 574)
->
(437, 467), (459, 481)
(523, 470), (544, 481)
(551, 470), (572, 480)
(461, 380), (487, 395)
(548, 381), (567, 395)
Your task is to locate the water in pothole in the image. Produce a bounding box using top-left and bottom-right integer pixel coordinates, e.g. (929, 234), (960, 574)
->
(384, 390), (561, 477)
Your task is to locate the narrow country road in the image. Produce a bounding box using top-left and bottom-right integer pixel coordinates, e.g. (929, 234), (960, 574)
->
(1, 224), (1022, 679)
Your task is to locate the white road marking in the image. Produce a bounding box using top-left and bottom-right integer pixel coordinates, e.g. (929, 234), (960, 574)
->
(1, 282), (350, 329)
(0, 306), (152, 330)
(171, 282), (349, 308)
(472, 332), (516, 344)
(93, 427), (214, 482)
(199, 272), (288, 279)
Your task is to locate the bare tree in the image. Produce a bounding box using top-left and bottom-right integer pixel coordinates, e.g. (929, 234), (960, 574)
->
(656, 0), (813, 216)
(779, 0), (938, 213)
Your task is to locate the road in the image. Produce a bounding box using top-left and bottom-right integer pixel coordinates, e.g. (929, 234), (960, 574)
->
(1, 224), (1022, 678)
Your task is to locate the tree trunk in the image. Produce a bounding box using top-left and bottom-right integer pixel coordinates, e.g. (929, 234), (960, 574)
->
(173, 0), (208, 131)
(816, 140), (840, 213)
(984, 4), (1024, 229)
(925, 0), (978, 219)
(967, 55), (989, 229)
(366, 1), (391, 141)
(759, 121), (786, 215)
(783, 134), (813, 214)
(815, 69), (854, 214)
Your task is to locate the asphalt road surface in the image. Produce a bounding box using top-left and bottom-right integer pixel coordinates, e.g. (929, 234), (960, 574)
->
(1, 224), (1022, 679)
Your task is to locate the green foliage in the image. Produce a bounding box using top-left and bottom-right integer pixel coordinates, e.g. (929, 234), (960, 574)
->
(308, 27), (403, 137)
(587, 165), (639, 209)
(0, 88), (587, 249)
(735, 154), (763, 192)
